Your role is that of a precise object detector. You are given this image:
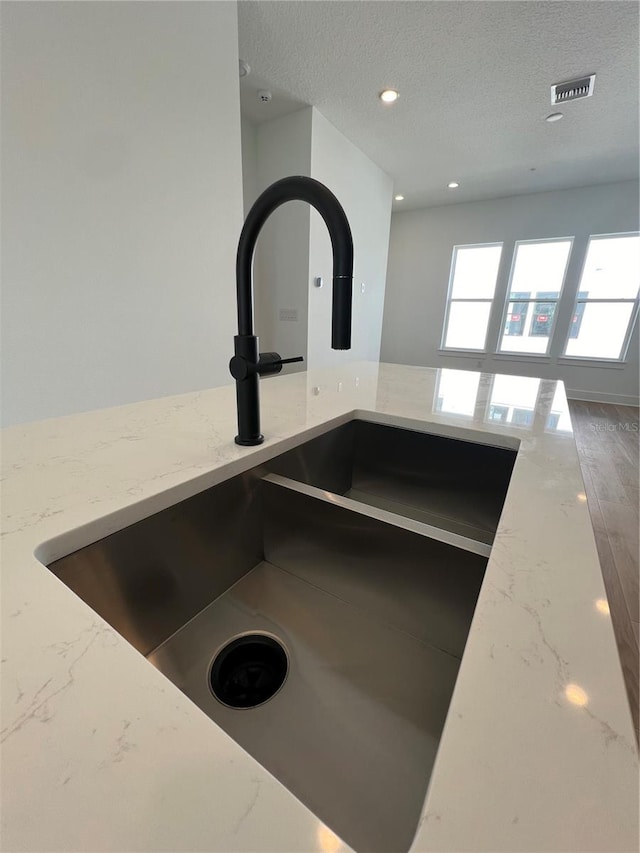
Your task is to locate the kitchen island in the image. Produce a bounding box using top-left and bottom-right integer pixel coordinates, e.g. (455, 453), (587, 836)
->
(1, 362), (637, 852)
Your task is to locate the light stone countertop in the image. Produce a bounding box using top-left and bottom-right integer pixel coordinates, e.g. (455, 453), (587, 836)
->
(1, 362), (638, 853)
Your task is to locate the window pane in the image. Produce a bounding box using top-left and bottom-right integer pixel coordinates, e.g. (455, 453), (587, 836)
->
(564, 302), (635, 359)
(487, 375), (540, 426)
(434, 369), (480, 417)
(508, 240), (571, 298)
(568, 298), (587, 339)
(444, 301), (491, 349)
(579, 235), (640, 299)
(499, 298), (556, 354)
(450, 245), (502, 299)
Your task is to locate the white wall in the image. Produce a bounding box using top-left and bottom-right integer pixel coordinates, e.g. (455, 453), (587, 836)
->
(240, 116), (258, 218)
(1, 1), (244, 427)
(252, 108), (312, 363)
(381, 181), (640, 405)
(307, 110), (393, 369)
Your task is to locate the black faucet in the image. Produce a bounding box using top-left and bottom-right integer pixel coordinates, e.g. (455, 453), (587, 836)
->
(230, 176), (354, 446)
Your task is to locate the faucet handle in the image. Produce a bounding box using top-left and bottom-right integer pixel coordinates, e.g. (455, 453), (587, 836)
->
(257, 352), (304, 377)
(229, 350), (303, 382)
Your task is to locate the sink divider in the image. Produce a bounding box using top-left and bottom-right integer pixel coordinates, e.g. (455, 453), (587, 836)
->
(261, 472), (491, 559)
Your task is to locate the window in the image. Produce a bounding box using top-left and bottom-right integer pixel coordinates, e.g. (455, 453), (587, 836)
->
(441, 244), (502, 351)
(440, 233), (639, 364)
(563, 233), (640, 361)
(498, 239), (572, 355)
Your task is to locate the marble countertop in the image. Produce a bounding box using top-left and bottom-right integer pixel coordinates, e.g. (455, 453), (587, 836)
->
(1, 362), (637, 852)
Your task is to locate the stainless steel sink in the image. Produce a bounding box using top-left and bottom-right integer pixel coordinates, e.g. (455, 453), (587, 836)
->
(46, 419), (516, 853)
(266, 418), (516, 548)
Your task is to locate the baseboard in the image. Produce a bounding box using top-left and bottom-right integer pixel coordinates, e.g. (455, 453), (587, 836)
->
(566, 388), (640, 407)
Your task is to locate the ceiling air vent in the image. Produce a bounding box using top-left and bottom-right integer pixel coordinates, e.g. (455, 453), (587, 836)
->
(551, 74), (595, 104)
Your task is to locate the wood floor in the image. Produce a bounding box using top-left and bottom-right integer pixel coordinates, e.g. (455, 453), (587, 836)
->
(568, 401), (639, 742)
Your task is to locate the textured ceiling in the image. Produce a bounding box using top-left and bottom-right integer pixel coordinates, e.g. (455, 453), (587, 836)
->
(238, 0), (639, 209)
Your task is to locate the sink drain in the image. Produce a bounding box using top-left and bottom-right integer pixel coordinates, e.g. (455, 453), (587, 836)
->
(210, 634), (288, 709)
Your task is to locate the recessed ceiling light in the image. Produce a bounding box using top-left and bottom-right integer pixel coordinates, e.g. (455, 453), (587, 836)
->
(448, 182), (459, 189)
(379, 89), (399, 104)
(546, 112), (564, 122)
(394, 194), (404, 201)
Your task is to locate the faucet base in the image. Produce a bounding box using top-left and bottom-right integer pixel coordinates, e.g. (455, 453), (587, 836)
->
(235, 434), (264, 446)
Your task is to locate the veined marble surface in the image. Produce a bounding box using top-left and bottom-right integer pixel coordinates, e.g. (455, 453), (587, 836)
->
(1, 362), (637, 852)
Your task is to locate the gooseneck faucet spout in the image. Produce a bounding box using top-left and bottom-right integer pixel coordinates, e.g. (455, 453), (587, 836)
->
(230, 176), (354, 446)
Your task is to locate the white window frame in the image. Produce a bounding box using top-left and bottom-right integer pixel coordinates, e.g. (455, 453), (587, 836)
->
(559, 231), (640, 364)
(440, 242), (503, 353)
(496, 236), (574, 358)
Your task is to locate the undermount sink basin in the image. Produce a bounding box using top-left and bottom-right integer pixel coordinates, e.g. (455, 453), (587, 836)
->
(45, 419), (517, 853)
(267, 418), (517, 548)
